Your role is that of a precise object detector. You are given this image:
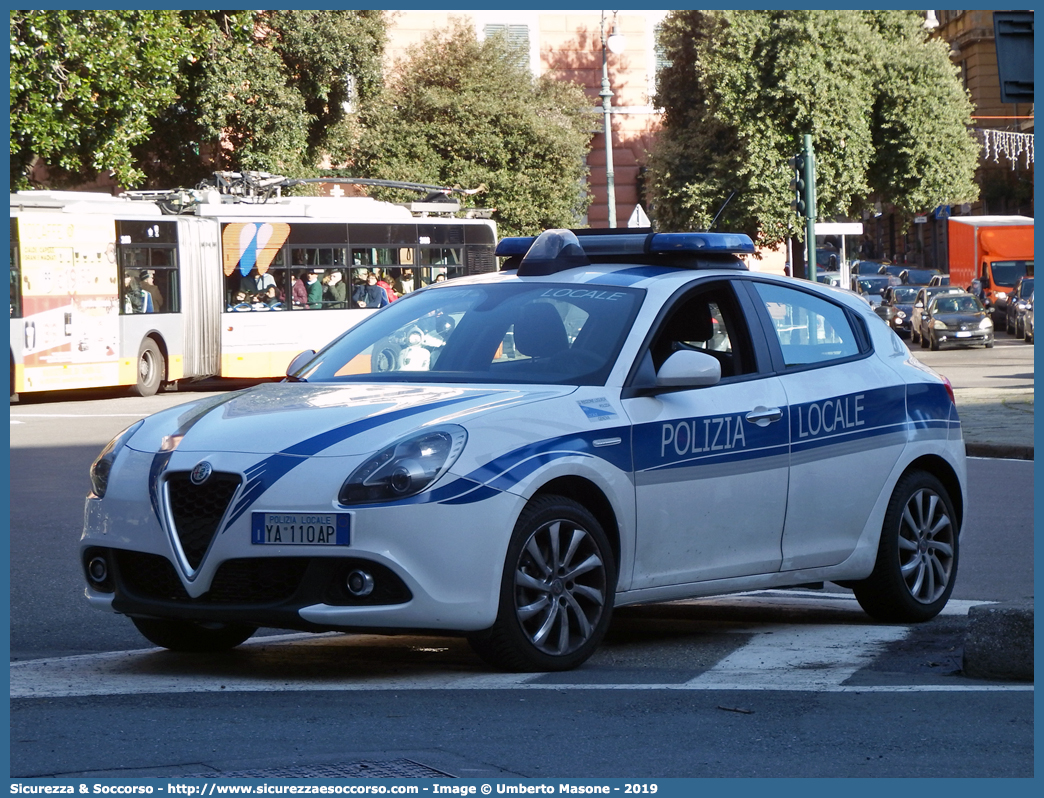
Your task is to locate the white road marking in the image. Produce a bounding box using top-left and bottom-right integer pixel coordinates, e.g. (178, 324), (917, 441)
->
(10, 596), (1030, 698)
(10, 413), (147, 418)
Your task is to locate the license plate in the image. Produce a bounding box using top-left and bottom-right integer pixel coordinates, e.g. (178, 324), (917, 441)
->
(251, 512), (350, 546)
(956, 331), (972, 338)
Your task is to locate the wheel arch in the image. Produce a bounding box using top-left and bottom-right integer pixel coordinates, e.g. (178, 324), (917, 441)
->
(140, 332), (170, 381)
(529, 475), (622, 577)
(901, 454), (964, 531)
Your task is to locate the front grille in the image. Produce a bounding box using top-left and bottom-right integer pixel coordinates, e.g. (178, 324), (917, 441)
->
(116, 550), (190, 601)
(110, 549), (411, 609)
(166, 471), (241, 570)
(114, 551), (307, 605)
(207, 558), (310, 604)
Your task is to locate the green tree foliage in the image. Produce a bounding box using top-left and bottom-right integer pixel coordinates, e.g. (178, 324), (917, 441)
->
(354, 20), (593, 238)
(648, 10), (981, 246)
(10, 10), (202, 189)
(135, 10), (387, 188)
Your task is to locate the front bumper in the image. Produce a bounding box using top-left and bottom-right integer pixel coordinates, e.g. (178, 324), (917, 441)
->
(932, 329), (994, 348)
(81, 447), (525, 634)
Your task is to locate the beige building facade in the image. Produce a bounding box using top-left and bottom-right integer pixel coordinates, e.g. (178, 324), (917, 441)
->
(384, 9), (669, 228)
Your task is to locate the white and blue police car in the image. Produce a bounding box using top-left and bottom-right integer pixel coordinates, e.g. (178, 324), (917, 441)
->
(81, 228), (966, 671)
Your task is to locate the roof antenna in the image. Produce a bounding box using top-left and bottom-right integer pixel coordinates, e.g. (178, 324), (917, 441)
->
(707, 191), (737, 232)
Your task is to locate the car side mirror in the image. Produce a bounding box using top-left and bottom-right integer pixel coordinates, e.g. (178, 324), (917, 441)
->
(285, 349), (317, 379)
(655, 349), (721, 389)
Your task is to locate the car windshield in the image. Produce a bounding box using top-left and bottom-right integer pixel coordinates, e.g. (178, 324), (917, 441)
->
(292, 281), (645, 386)
(1018, 278), (1034, 297)
(891, 287), (918, 303)
(903, 269), (938, 284)
(857, 277), (892, 295)
(933, 295), (983, 314)
(991, 260), (1033, 286)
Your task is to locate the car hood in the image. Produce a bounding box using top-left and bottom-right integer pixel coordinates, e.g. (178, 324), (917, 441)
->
(933, 312), (986, 326)
(127, 382), (576, 456)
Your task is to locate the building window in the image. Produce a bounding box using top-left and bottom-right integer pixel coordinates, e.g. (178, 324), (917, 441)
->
(483, 23), (531, 70)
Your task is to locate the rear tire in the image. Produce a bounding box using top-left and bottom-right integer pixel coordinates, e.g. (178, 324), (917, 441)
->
(853, 470), (958, 623)
(133, 338), (164, 397)
(132, 617), (257, 652)
(468, 495), (615, 672)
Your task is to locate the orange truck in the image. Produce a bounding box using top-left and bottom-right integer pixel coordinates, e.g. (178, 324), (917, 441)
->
(947, 215), (1034, 323)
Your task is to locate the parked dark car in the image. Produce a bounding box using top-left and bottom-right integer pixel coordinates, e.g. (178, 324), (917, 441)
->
(878, 264), (906, 280)
(900, 268), (941, 286)
(1024, 291), (1034, 343)
(1005, 276), (1034, 337)
(851, 260), (883, 275)
(919, 291), (994, 350)
(876, 285), (920, 337)
(853, 274), (898, 309)
(815, 247), (840, 270)
(911, 286), (965, 346)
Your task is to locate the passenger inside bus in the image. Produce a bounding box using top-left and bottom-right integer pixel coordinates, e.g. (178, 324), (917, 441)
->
(122, 272), (151, 314)
(353, 271), (390, 308)
(140, 270), (164, 312)
(322, 270), (347, 308)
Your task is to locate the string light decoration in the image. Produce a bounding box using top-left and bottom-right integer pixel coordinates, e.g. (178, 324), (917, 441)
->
(979, 129), (1035, 169)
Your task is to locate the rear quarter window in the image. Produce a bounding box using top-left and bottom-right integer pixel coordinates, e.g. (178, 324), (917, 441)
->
(751, 282), (864, 367)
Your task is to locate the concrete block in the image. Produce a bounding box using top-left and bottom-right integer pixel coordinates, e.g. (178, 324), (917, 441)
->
(962, 600), (1034, 681)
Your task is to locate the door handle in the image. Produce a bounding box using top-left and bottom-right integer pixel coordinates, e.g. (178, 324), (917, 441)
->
(746, 406), (783, 426)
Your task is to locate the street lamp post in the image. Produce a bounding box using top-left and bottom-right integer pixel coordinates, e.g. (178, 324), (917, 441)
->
(600, 12), (625, 228)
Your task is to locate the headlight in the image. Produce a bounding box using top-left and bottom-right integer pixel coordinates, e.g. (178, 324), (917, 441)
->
(996, 291), (1008, 301)
(339, 425), (468, 504)
(932, 320), (948, 330)
(895, 311), (907, 319)
(89, 420), (144, 498)
(979, 317), (994, 329)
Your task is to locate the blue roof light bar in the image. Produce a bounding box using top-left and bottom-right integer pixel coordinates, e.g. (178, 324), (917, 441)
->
(494, 237), (535, 257)
(495, 230), (756, 260)
(648, 232), (755, 255)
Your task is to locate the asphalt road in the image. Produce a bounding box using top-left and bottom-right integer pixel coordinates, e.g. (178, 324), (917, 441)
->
(7, 339), (1035, 779)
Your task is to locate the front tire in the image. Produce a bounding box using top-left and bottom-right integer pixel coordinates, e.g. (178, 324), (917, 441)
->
(132, 617), (257, 652)
(133, 338), (165, 397)
(468, 495), (615, 672)
(853, 470), (958, 623)
(929, 332), (940, 351)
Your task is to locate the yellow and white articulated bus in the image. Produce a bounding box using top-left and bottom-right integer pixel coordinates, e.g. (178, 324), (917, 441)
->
(9, 173), (497, 396)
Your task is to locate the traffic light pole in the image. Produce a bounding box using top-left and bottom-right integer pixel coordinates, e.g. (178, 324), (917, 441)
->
(802, 134), (818, 283)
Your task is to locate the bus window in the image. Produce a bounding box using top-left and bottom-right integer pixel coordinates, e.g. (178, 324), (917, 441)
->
(116, 221), (178, 314)
(418, 247), (464, 286)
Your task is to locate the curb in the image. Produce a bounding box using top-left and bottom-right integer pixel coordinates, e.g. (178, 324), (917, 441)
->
(963, 600), (1034, 681)
(964, 443), (1034, 460)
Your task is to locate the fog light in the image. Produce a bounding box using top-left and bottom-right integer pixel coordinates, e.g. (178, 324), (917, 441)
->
(346, 569), (375, 597)
(88, 556), (108, 584)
